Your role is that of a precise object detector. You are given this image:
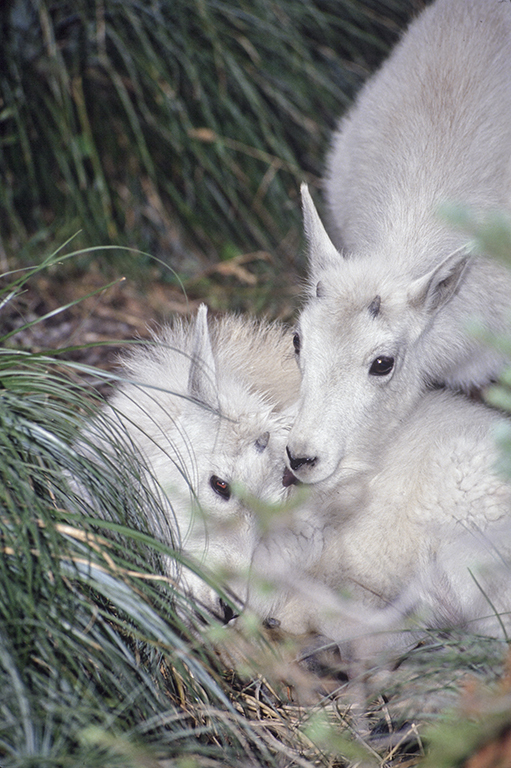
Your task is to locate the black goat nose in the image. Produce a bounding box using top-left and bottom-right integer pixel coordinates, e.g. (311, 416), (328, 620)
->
(286, 446), (317, 471)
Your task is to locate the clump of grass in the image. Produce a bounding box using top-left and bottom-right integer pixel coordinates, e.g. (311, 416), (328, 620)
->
(0, 251), (305, 767)
(1, 0), (416, 280)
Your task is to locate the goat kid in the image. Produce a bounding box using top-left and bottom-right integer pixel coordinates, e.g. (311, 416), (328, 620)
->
(82, 307), (511, 669)
(93, 305), (300, 622)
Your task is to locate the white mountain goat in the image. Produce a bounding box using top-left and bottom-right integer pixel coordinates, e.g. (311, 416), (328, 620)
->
(250, 388), (511, 663)
(81, 308), (511, 665)
(286, 0), (511, 485)
(95, 305), (300, 622)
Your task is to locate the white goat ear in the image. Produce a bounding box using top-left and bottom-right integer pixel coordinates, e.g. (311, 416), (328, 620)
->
(187, 304), (218, 408)
(408, 251), (471, 314)
(301, 183), (340, 278)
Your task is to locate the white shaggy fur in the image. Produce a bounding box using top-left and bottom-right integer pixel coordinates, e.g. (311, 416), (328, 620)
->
(287, 0), (511, 485)
(250, 389), (511, 660)
(83, 307), (511, 662)
(102, 306), (300, 619)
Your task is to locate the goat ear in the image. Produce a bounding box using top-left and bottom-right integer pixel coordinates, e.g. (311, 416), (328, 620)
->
(301, 183), (341, 278)
(187, 304), (219, 408)
(408, 251), (471, 314)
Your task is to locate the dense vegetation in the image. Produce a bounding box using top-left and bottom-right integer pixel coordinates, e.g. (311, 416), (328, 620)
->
(1, 0), (416, 287)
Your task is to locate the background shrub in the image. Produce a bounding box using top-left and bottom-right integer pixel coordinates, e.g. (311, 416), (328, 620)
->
(0, 0), (418, 287)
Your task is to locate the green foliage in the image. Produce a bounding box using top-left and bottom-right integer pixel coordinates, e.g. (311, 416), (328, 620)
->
(0, 0), (415, 277)
(0, 254), (293, 767)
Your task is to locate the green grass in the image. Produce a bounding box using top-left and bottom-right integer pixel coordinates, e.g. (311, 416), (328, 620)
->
(1, 0), (416, 288)
(0, 253), (289, 767)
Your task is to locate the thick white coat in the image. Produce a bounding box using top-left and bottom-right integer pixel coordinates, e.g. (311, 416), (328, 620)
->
(287, 0), (511, 484)
(251, 389), (511, 658)
(103, 306), (300, 618)
(87, 310), (511, 660)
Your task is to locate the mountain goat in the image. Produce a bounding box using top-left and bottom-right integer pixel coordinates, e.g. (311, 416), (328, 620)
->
(81, 306), (511, 665)
(251, 388), (511, 662)
(94, 305), (300, 622)
(286, 0), (511, 485)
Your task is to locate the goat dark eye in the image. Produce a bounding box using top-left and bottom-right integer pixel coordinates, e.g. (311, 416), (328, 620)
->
(369, 356), (395, 376)
(293, 333), (301, 354)
(210, 475), (231, 500)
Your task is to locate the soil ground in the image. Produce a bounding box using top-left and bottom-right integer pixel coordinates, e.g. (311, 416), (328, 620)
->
(1, 269), (204, 395)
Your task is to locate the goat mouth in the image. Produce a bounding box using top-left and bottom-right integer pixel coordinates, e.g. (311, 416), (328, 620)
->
(282, 466), (300, 487)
